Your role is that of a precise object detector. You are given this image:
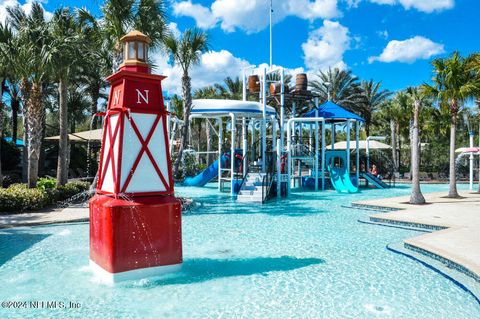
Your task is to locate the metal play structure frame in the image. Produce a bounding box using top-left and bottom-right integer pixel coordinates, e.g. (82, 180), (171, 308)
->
(168, 65), (365, 202)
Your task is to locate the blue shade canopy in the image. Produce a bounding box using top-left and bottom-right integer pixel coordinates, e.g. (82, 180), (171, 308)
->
(303, 101), (365, 122)
(3, 137), (24, 146)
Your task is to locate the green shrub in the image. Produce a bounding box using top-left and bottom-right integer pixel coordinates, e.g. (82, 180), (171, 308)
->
(37, 177), (57, 191)
(0, 180), (91, 214)
(57, 181), (90, 201)
(0, 184), (49, 213)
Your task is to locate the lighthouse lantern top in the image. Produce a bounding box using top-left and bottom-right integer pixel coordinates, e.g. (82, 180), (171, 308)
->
(119, 30), (152, 72)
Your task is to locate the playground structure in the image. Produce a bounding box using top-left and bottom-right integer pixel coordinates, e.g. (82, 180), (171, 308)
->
(173, 66), (390, 203)
(457, 114), (480, 190)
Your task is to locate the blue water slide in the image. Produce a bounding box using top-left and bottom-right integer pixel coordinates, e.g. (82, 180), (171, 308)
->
(360, 172), (390, 189)
(183, 155), (229, 187)
(326, 164), (358, 193)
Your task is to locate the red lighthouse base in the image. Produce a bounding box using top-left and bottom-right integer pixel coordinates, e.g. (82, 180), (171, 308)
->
(89, 194), (182, 283)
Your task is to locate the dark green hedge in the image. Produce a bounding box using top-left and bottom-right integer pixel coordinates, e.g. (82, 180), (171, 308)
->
(0, 179), (90, 214)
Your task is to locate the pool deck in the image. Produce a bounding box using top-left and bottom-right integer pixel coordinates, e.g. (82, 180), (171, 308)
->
(353, 191), (480, 282)
(0, 204), (89, 228)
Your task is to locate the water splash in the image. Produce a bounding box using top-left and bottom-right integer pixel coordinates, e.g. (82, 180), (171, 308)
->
(57, 189), (95, 208)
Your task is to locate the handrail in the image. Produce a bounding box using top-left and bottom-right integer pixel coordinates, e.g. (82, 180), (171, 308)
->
(261, 151), (276, 203)
(236, 136), (271, 192)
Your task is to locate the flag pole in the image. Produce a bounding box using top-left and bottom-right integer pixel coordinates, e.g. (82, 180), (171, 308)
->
(269, 0), (273, 68)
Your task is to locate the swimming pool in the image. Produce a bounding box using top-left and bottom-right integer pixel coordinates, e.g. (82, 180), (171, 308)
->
(0, 184), (478, 318)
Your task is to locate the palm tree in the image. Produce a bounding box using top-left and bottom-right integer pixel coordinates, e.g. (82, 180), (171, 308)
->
(0, 24), (14, 185)
(100, 0), (167, 69)
(423, 52), (480, 198)
(407, 87), (426, 204)
(379, 100), (402, 176)
(48, 7), (83, 186)
(214, 76), (243, 100)
(310, 68), (363, 111)
(0, 24), (21, 145)
(77, 8), (111, 129)
(7, 2), (51, 187)
(164, 28), (209, 178)
(359, 80), (392, 136)
(467, 53), (480, 192)
(193, 86), (220, 166)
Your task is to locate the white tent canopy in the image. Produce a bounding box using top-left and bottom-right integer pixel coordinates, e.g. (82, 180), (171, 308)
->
(326, 140), (391, 150)
(191, 99), (276, 118)
(45, 129), (102, 142)
(455, 147), (480, 153)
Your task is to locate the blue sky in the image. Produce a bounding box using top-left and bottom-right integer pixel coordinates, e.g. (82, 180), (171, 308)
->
(2, 0), (478, 95)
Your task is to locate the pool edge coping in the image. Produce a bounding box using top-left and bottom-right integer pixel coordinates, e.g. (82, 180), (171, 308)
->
(387, 242), (480, 305)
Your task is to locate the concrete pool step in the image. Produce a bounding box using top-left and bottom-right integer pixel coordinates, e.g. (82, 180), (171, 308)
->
(353, 191), (480, 283)
(236, 172), (266, 203)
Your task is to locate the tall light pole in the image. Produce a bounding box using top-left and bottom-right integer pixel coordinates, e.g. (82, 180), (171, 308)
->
(269, 0), (273, 68)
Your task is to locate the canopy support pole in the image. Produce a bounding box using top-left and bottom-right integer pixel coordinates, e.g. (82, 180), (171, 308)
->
(272, 115), (277, 152)
(242, 117), (247, 177)
(346, 120), (351, 173)
(218, 118), (223, 191)
(331, 124), (335, 150)
(261, 67), (267, 173)
(314, 104), (319, 191)
(356, 121), (360, 186)
(322, 120), (326, 190)
(230, 113), (236, 196)
(286, 117), (325, 196)
(277, 68), (285, 198)
(250, 119), (255, 163)
(276, 138), (281, 198)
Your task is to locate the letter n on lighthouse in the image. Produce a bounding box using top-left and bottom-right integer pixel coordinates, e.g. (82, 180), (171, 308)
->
(89, 31), (182, 283)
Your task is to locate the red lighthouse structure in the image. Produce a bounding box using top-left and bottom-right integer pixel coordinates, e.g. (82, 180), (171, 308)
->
(89, 31), (182, 283)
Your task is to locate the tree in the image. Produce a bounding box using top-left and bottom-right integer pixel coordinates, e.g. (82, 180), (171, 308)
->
(0, 24), (15, 185)
(47, 7), (83, 186)
(310, 68), (363, 112)
(467, 53), (480, 192)
(193, 86), (218, 166)
(407, 87), (426, 204)
(379, 100), (401, 175)
(100, 0), (167, 69)
(359, 79), (392, 136)
(423, 52), (480, 198)
(164, 28), (209, 178)
(214, 76), (243, 100)
(77, 8), (110, 129)
(6, 2), (51, 188)
(0, 24), (22, 146)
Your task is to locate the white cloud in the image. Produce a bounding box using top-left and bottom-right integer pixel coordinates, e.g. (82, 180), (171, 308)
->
(368, 36), (445, 63)
(284, 0), (340, 20)
(369, 0), (454, 13)
(0, 0), (52, 25)
(152, 49), (308, 96)
(345, 0), (362, 8)
(172, 1), (217, 29)
(153, 49), (251, 95)
(376, 30), (389, 39)
(173, 0), (340, 33)
(167, 22), (181, 39)
(301, 20), (350, 71)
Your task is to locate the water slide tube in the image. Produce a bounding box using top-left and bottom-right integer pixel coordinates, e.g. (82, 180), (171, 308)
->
(183, 155), (229, 187)
(326, 164), (358, 193)
(360, 172), (389, 189)
(183, 150), (243, 187)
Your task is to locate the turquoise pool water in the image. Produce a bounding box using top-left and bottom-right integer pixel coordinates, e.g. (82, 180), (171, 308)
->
(0, 184), (479, 318)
